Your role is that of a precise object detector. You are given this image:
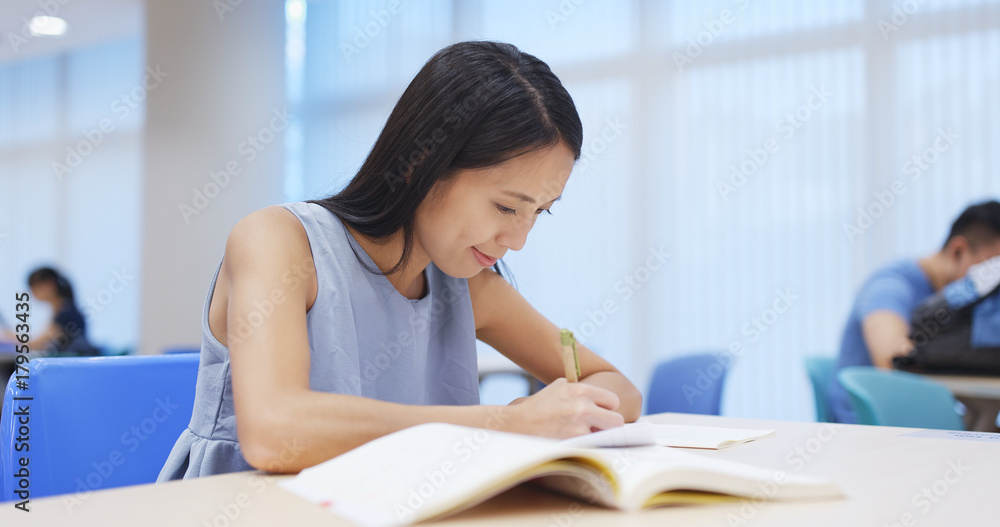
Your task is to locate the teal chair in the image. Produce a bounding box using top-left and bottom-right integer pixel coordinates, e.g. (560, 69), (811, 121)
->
(0, 354), (199, 501)
(804, 356), (837, 423)
(837, 366), (964, 430)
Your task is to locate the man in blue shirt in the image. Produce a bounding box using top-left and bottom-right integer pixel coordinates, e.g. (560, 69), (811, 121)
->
(829, 201), (1000, 423)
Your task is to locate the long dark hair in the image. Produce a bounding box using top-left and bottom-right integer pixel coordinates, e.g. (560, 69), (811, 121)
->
(307, 41), (584, 279)
(28, 266), (76, 304)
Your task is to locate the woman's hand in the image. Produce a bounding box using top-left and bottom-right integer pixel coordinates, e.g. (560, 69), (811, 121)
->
(505, 378), (624, 439)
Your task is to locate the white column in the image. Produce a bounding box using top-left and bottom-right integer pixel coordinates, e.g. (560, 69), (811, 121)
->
(140, 1), (286, 354)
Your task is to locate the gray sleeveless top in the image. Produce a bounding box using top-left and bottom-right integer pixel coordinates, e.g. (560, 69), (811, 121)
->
(157, 201), (480, 480)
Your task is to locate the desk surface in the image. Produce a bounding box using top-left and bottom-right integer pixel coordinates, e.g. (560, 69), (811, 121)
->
(4, 414), (998, 526)
(924, 373), (1000, 399)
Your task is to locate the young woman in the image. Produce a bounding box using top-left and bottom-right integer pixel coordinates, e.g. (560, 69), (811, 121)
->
(23, 267), (99, 356)
(159, 41), (641, 480)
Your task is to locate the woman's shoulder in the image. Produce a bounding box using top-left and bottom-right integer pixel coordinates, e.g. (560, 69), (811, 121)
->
(221, 204), (320, 312)
(230, 204), (309, 245)
(225, 205), (314, 277)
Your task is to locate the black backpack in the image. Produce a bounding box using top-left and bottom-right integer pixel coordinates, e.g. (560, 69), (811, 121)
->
(893, 281), (1000, 374)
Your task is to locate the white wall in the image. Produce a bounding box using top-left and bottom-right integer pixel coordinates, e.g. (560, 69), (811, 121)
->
(0, 38), (144, 353)
(140, 0), (286, 354)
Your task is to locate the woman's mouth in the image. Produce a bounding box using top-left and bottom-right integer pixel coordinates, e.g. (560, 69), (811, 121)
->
(472, 247), (498, 267)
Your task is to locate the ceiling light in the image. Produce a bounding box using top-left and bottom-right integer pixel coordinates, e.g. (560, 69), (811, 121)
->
(28, 16), (68, 37)
(286, 0), (306, 23)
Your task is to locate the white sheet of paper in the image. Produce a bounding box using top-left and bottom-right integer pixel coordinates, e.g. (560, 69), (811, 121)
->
(649, 423), (776, 449)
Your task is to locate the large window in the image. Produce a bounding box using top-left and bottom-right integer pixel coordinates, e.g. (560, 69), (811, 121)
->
(290, 0), (1000, 419)
(0, 38), (144, 352)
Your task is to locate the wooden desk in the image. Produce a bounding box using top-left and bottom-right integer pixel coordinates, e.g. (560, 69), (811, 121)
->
(4, 413), (997, 526)
(924, 374), (1000, 432)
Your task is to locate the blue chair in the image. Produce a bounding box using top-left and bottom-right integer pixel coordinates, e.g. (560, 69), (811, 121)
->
(646, 353), (728, 415)
(0, 354), (199, 501)
(837, 366), (964, 430)
(162, 346), (200, 355)
(804, 356), (837, 423)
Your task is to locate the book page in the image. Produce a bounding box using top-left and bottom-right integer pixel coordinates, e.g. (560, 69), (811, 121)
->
(595, 446), (843, 511)
(279, 423), (613, 526)
(559, 421), (657, 448)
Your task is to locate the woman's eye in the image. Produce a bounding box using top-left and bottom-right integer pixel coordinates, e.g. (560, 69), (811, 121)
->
(496, 204), (517, 215)
(536, 208), (553, 216)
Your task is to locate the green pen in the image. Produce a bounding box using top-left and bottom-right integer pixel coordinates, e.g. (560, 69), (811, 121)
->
(559, 328), (580, 382)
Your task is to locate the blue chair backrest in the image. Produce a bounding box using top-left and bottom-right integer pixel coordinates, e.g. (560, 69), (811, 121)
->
(162, 346), (200, 355)
(804, 356), (837, 423)
(646, 353), (728, 415)
(837, 366), (964, 430)
(1, 354), (199, 502)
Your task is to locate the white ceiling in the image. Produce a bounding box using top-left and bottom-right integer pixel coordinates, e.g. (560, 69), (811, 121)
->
(0, 0), (143, 64)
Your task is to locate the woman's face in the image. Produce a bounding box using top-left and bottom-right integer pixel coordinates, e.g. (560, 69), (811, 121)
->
(30, 280), (57, 303)
(414, 142), (575, 278)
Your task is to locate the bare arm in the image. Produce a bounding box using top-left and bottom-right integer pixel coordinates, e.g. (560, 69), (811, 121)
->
(470, 268), (643, 428)
(225, 207), (614, 474)
(861, 310), (914, 369)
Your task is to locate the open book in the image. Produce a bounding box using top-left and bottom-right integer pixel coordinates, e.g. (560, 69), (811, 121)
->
(280, 423), (842, 526)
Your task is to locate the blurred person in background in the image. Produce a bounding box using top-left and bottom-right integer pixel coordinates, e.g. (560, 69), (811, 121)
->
(0, 310), (16, 341)
(24, 266), (100, 357)
(829, 200), (1000, 423)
